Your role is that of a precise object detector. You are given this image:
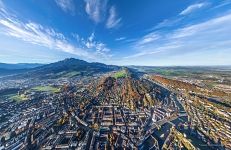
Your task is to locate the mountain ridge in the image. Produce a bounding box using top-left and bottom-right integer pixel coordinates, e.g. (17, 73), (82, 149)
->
(4, 58), (120, 78)
(0, 63), (44, 70)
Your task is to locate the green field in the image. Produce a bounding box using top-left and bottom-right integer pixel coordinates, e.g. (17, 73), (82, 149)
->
(56, 71), (81, 78)
(148, 68), (192, 76)
(113, 70), (128, 79)
(31, 86), (60, 93)
(11, 94), (28, 102)
(0, 90), (27, 102)
(0, 93), (28, 102)
(62, 71), (81, 77)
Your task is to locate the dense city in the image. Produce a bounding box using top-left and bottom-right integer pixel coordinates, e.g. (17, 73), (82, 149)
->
(1, 0), (231, 149)
(0, 65), (230, 150)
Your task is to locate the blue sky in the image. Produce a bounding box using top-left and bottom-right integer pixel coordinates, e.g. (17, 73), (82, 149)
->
(0, 0), (231, 66)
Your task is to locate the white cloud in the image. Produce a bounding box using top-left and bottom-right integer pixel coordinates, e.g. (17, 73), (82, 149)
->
(124, 12), (231, 62)
(0, 1), (114, 61)
(84, 0), (122, 29)
(55, 0), (75, 14)
(84, 0), (108, 23)
(73, 32), (111, 58)
(0, 3), (96, 60)
(171, 13), (231, 39)
(106, 6), (121, 29)
(150, 18), (183, 31)
(88, 32), (94, 42)
(180, 3), (207, 15)
(135, 32), (160, 47)
(124, 50), (163, 59)
(212, 0), (231, 9)
(124, 44), (181, 59)
(115, 37), (126, 41)
(0, 0), (4, 8)
(0, 0), (7, 16)
(0, 19), (92, 58)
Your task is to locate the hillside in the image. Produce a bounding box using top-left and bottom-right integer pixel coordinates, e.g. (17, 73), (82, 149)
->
(0, 63), (44, 76)
(13, 58), (120, 79)
(0, 63), (43, 69)
(90, 69), (171, 110)
(151, 75), (231, 101)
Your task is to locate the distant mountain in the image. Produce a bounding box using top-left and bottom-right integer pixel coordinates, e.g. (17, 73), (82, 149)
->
(0, 68), (29, 76)
(18, 58), (120, 78)
(0, 63), (43, 69)
(0, 63), (44, 77)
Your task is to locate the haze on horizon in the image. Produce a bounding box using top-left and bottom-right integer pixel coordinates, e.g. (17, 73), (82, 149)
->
(0, 0), (231, 66)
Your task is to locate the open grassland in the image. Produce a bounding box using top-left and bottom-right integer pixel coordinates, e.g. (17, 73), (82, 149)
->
(31, 86), (60, 93)
(0, 88), (27, 102)
(55, 71), (81, 78)
(148, 68), (193, 76)
(62, 71), (81, 78)
(11, 94), (27, 102)
(113, 70), (128, 79)
(0, 93), (28, 102)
